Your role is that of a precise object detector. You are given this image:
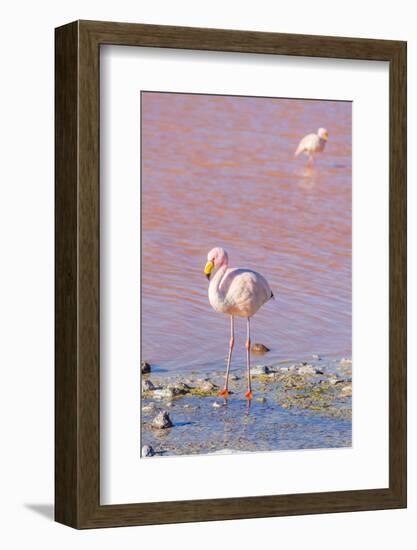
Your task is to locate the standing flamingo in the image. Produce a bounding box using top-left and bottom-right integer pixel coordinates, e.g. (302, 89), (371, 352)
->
(203, 247), (274, 400)
(295, 127), (329, 164)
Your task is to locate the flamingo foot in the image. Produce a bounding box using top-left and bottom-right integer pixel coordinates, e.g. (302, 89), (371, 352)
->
(219, 388), (229, 398)
(245, 390), (253, 400)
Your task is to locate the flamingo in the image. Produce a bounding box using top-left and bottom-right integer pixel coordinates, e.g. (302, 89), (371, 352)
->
(295, 127), (329, 164)
(203, 247), (274, 400)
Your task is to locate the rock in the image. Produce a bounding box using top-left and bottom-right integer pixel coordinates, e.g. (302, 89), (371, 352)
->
(142, 445), (155, 457)
(252, 343), (270, 353)
(142, 402), (158, 414)
(141, 360), (151, 374)
(297, 364), (323, 375)
(152, 410), (173, 429)
(142, 379), (156, 392)
(329, 377), (344, 385)
(251, 365), (270, 375)
(341, 383), (352, 397)
(153, 388), (176, 400)
(230, 374), (240, 381)
(152, 382), (191, 400)
(167, 382), (191, 395)
(312, 354), (322, 360)
(256, 397), (267, 403)
(197, 380), (217, 392)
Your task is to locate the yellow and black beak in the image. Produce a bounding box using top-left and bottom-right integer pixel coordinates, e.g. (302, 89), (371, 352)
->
(204, 260), (214, 280)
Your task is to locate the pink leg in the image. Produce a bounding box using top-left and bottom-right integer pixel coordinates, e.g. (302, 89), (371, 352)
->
(245, 318), (252, 400)
(219, 316), (234, 398)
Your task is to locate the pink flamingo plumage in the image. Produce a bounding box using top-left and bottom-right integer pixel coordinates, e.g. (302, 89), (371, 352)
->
(204, 247), (274, 400)
(295, 127), (329, 164)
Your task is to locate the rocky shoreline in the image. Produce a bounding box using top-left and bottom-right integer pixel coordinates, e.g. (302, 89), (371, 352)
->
(141, 356), (352, 457)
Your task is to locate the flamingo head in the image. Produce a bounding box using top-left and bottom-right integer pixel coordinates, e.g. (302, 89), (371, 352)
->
(318, 127), (329, 141)
(204, 247), (228, 280)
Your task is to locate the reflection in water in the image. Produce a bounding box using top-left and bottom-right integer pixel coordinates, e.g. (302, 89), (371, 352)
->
(141, 92), (352, 374)
(296, 165), (318, 190)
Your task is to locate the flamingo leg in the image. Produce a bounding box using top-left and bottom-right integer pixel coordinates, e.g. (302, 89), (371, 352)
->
(219, 315), (234, 398)
(245, 317), (252, 400)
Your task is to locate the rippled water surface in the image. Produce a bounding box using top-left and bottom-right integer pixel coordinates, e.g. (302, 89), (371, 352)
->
(142, 92), (351, 374)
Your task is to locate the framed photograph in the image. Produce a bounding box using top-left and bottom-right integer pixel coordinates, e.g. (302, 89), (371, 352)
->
(55, 20), (406, 528)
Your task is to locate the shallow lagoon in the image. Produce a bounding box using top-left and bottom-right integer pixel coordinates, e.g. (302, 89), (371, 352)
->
(141, 92), (352, 455)
(141, 357), (352, 456)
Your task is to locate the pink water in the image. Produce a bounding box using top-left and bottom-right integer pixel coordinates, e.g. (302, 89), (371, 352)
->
(141, 92), (352, 374)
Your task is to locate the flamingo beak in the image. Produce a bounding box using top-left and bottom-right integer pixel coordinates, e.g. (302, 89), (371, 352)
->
(204, 260), (214, 280)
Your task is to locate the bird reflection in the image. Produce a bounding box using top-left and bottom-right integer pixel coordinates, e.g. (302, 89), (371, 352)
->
(296, 164), (318, 190)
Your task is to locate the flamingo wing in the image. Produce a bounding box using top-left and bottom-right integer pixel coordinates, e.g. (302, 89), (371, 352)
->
(220, 268), (272, 317)
(295, 133), (319, 156)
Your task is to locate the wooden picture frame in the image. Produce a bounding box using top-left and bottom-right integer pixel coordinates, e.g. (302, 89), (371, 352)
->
(55, 20), (407, 528)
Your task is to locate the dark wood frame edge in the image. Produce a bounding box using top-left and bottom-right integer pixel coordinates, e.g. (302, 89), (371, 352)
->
(55, 20), (407, 529)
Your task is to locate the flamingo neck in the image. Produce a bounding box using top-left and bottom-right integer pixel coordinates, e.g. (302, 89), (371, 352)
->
(209, 263), (228, 301)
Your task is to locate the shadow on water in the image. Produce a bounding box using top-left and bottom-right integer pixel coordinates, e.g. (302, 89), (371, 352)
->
(144, 365), (169, 373)
(174, 421), (194, 427)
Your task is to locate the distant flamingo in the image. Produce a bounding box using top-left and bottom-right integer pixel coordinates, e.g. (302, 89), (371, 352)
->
(203, 247), (274, 400)
(295, 128), (329, 164)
